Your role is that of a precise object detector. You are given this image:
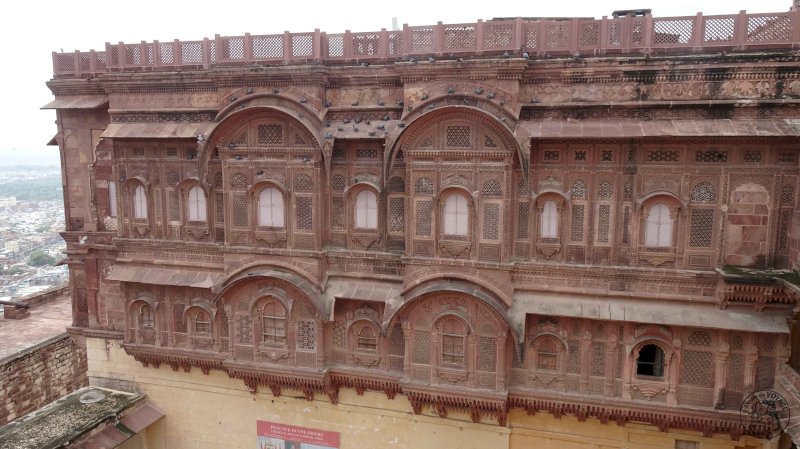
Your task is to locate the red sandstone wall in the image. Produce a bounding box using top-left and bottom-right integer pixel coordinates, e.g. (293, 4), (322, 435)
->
(0, 334), (88, 425)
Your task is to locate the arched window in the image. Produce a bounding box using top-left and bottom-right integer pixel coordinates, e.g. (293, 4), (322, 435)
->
(540, 200), (558, 239)
(355, 190), (378, 229)
(258, 188), (284, 227)
(133, 185), (148, 219)
(139, 304), (154, 328)
(536, 337), (559, 371)
(187, 186), (207, 221)
(192, 310), (211, 334)
(440, 317), (467, 368)
(645, 203), (672, 247)
(636, 344), (665, 377)
(356, 325), (378, 352)
(443, 193), (469, 236)
(261, 302), (286, 345)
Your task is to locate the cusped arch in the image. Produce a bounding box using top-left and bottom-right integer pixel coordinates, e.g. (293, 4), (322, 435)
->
(635, 190), (686, 212)
(200, 107), (322, 176)
(389, 279), (520, 348)
(385, 107), (527, 182)
(212, 265), (326, 321)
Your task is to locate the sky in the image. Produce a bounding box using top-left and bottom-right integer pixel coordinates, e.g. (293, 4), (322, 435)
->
(0, 0), (794, 166)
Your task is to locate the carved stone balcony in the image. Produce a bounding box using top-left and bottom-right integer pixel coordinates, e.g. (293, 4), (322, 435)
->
(716, 266), (800, 310)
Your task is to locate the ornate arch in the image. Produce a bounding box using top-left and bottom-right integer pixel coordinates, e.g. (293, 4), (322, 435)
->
(384, 107), (526, 182)
(199, 106), (322, 177)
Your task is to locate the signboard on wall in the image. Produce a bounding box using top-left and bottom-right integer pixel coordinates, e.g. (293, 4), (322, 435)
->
(257, 420), (341, 449)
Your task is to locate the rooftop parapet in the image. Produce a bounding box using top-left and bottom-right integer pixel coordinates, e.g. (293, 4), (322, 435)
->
(52, 10), (800, 79)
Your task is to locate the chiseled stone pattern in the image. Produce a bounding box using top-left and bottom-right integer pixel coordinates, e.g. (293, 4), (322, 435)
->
(0, 335), (88, 426)
(46, 44), (800, 442)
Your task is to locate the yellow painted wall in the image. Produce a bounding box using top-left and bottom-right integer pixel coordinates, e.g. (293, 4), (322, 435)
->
(86, 337), (773, 449)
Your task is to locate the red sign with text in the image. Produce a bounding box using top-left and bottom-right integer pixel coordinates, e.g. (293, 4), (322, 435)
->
(257, 421), (340, 449)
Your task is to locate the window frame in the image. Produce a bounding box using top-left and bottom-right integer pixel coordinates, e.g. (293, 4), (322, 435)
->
(260, 301), (287, 346)
(354, 189), (379, 230)
(644, 202), (673, 248)
(133, 185), (148, 219)
(186, 185), (207, 222)
(257, 187), (286, 228)
(635, 343), (666, 378)
(442, 192), (470, 237)
(439, 317), (468, 369)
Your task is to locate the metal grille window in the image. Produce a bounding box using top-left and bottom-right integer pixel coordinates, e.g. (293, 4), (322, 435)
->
(258, 188), (285, 227)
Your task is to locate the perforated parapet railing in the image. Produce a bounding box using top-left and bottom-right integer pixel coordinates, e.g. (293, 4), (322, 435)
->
(52, 10), (800, 78)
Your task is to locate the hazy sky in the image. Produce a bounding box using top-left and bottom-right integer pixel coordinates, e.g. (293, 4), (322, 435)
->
(0, 0), (794, 165)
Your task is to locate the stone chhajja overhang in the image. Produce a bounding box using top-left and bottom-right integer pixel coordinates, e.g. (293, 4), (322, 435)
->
(41, 95), (108, 110)
(100, 122), (213, 139)
(518, 118), (800, 138)
(512, 291), (790, 335)
(106, 264), (224, 289)
(121, 339), (770, 438)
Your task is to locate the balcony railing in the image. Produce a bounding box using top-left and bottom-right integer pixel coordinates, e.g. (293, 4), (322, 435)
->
(52, 10), (800, 78)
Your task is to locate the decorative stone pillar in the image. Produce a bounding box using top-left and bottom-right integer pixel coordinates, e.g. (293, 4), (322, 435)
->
(402, 320), (412, 381)
(496, 331), (507, 390)
(713, 339), (730, 409)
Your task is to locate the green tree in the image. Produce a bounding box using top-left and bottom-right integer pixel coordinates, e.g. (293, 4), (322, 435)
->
(27, 250), (55, 267)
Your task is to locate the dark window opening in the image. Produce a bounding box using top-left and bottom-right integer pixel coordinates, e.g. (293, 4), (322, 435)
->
(636, 344), (665, 377)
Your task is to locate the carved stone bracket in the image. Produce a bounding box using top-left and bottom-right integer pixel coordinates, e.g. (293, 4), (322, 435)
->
(537, 244), (561, 260)
(439, 241), (471, 258)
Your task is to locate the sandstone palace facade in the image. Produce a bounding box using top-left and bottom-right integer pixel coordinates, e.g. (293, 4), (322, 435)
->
(46, 8), (800, 449)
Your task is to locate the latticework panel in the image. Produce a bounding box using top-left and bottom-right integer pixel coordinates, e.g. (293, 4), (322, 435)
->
(567, 340), (580, 374)
(231, 193), (248, 227)
(756, 357), (776, 389)
(215, 192), (224, 223)
(780, 209), (791, 250)
(546, 22), (570, 48)
(598, 182), (613, 200)
(388, 176), (405, 193)
(331, 175), (346, 192)
(252, 35), (283, 59)
(415, 200), (432, 236)
(236, 315), (253, 344)
(477, 336), (497, 373)
(446, 125), (471, 147)
(482, 203), (500, 240)
(647, 150), (680, 162)
(747, 15), (791, 42)
(257, 124), (283, 145)
(744, 150), (763, 163)
(571, 180), (588, 199)
(570, 204), (584, 241)
(579, 21), (600, 47)
(687, 330), (712, 347)
(295, 197), (313, 230)
(591, 342), (605, 377)
(444, 25), (476, 50)
(332, 320), (346, 349)
(696, 150), (728, 163)
(389, 197), (405, 232)
(483, 22), (514, 48)
(622, 206), (630, 244)
(230, 173), (248, 189)
(410, 27), (435, 53)
(331, 197), (345, 229)
(168, 190), (180, 222)
(517, 202), (529, 239)
(413, 330), (430, 364)
(597, 204), (611, 243)
(294, 174), (314, 192)
(297, 320), (316, 351)
(782, 184), (795, 205)
(415, 178), (433, 194)
(689, 209), (714, 247)
(653, 18), (693, 45)
(677, 386), (714, 407)
(691, 182), (717, 203)
(482, 179), (502, 197)
(680, 351), (714, 387)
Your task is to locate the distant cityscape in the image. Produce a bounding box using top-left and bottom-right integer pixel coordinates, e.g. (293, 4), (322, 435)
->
(0, 165), (67, 306)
